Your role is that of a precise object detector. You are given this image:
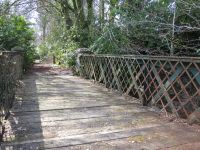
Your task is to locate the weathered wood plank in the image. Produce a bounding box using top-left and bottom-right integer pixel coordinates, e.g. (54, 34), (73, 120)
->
(3, 124), (200, 150)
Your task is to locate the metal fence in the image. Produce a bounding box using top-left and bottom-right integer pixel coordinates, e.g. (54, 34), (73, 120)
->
(0, 52), (23, 125)
(78, 54), (200, 119)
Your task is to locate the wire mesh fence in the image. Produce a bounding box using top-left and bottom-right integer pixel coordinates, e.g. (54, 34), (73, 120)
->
(0, 52), (23, 129)
(78, 54), (200, 119)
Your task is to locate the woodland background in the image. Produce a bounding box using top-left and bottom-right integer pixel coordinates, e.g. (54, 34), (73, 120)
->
(0, 0), (200, 67)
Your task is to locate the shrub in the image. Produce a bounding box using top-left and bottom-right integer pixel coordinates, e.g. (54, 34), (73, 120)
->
(0, 15), (36, 70)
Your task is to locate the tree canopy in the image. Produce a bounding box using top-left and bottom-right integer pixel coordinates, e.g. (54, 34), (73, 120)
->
(0, 0), (200, 66)
(0, 1), (36, 69)
(0, 15), (34, 50)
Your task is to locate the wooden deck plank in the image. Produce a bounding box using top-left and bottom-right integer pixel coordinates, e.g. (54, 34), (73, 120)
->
(3, 124), (200, 150)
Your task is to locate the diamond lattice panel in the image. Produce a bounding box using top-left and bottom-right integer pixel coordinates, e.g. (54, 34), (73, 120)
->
(79, 55), (200, 119)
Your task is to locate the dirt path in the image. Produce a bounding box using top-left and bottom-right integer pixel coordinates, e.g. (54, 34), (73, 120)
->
(1, 64), (200, 150)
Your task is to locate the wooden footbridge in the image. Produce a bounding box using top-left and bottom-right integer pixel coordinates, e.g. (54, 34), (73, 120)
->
(1, 63), (200, 150)
(1, 51), (200, 149)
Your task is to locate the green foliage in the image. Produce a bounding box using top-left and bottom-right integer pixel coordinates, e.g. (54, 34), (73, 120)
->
(65, 52), (76, 67)
(37, 42), (49, 58)
(91, 0), (200, 55)
(90, 25), (129, 54)
(0, 16), (34, 50)
(36, 0), (200, 65)
(0, 15), (36, 70)
(23, 45), (36, 70)
(37, 21), (79, 67)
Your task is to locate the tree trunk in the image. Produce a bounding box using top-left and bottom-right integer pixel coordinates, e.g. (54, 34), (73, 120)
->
(171, 0), (176, 56)
(58, 1), (73, 29)
(99, 0), (105, 30)
(87, 0), (93, 25)
(87, 0), (94, 44)
(76, 0), (85, 26)
(109, 0), (117, 24)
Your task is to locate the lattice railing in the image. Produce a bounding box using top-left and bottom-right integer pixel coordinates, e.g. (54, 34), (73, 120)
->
(78, 54), (200, 119)
(0, 52), (23, 127)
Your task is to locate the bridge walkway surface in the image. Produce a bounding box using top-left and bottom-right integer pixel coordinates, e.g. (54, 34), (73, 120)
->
(2, 64), (200, 150)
